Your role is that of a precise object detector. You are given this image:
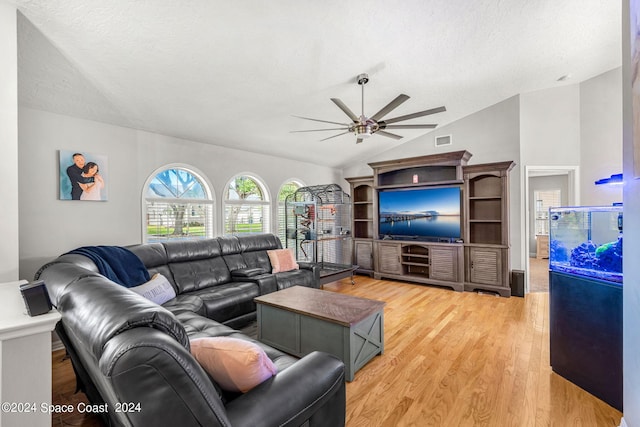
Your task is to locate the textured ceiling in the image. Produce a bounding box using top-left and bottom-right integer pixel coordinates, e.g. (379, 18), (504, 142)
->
(16, 1), (621, 168)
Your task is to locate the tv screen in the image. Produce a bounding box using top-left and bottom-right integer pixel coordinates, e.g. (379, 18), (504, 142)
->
(378, 186), (461, 240)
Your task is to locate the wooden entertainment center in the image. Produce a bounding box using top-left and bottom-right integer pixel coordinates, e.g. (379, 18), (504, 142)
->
(346, 150), (515, 297)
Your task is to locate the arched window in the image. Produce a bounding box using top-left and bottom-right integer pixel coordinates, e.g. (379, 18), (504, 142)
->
(224, 174), (270, 234)
(143, 166), (214, 243)
(276, 179), (305, 244)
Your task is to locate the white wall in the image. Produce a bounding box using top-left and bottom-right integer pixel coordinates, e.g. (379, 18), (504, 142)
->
(520, 84), (582, 166)
(342, 95), (521, 179)
(18, 108), (340, 280)
(580, 67), (624, 206)
(623, 0), (639, 423)
(342, 95), (524, 269)
(0, 3), (19, 282)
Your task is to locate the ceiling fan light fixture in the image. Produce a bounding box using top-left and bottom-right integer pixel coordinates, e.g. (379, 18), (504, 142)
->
(292, 72), (446, 144)
(355, 123), (373, 138)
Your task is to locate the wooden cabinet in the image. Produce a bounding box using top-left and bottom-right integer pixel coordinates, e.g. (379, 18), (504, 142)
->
(467, 246), (503, 286)
(346, 176), (375, 276)
(376, 242), (402, 275)
(347, 152), (515, 297)
(463, 161), (515, 297)
(354, 240), (374, 271)
(430, 246), (460, 282)
(369, 150), (471, 189)
(536, 235), (549, 259)
(374, 241), (464, 292)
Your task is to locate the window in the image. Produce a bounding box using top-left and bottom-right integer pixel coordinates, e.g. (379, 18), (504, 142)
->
(144, 166), (214, 242)
(534, 189), (561, 235)
(276, 180), (305, 244)
(224, 175), (270, 234)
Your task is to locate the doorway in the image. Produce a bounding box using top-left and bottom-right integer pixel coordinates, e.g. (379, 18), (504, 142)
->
(523, 166), (580, 293)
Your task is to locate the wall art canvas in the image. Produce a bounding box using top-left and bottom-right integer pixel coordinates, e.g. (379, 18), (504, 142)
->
(59, 150), (108, 201)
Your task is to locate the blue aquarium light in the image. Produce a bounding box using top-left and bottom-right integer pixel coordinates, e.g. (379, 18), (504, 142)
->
(594, 173), (623, 185)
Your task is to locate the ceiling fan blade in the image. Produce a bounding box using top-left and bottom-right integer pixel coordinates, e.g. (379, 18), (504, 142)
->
(370, 94), (410, 121)
(383, 106), (446, 124)
(356, 138), (364, 144)
(320, 131), (352, 141)
(290, 127), (349, 133)
(382, 124), (438, 129)
(292, 115), (350, 126)
(330, 98), (359, 122)
(376, 130), (403, 140)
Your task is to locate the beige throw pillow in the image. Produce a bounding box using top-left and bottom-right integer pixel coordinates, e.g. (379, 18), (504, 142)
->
(190, 337), (277, 393)
(267, 248), (299, 273)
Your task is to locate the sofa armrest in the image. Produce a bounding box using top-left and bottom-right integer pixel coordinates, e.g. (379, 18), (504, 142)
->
(225, 351), (345, 427)
(298, 262), (320, 288)
(232, 273), (277, 295)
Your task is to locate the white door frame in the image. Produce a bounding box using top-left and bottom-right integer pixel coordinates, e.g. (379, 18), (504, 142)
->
(522, 165), (580, 293)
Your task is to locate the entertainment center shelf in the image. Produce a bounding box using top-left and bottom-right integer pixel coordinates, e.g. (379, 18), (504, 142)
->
(346, 151), (516, 297)
(375, 241), (464, 292)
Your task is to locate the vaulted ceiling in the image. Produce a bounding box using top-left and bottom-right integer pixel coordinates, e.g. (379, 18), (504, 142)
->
(16, 1), (621, 168)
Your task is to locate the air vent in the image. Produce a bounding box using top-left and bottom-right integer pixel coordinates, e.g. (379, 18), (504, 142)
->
(435, 135), (452, 147)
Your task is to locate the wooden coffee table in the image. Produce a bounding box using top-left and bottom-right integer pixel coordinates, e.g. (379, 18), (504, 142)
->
(255, 286), (385, 381)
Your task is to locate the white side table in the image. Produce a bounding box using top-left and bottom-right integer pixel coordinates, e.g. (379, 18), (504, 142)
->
(0, 280), (61, 427)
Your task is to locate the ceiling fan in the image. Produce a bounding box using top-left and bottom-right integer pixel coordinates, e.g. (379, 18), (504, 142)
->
(292, 73), (446, 144)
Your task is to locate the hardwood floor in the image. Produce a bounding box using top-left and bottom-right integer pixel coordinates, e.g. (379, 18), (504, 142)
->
(52, 277), (622, 426)
(529, 257), (549, 293)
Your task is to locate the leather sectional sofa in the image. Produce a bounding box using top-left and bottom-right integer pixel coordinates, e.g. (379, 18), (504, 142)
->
(36, 233), (346, 427)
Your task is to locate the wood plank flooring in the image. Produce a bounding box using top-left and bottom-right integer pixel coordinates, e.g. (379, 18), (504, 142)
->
(51, 277), (623, 426)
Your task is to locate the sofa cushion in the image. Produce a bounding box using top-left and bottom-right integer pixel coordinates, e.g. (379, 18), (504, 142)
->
(129, 273), (176, 305)
(169, 257), (233, 293)
(237, 234), (281, 272)
(187, 282), (260, 324)
(162, 294), (205, 316)
(274, 269), (317, 290)
(231, 268), (267, 278)
(267, 249), (299, 273)
(127, 243), (175, 286)
(190, 337), (277, 393)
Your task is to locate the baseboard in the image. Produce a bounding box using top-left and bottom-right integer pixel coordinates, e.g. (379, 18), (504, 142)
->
(51, 335), (64, 352)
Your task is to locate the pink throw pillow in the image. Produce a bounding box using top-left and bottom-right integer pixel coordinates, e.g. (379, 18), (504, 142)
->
(267, 249), (299, 273)
(190, 337), (277, 393)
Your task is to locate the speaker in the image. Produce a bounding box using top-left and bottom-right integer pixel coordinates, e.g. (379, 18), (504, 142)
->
(510, 270), (525, 297)
(20, 280), (53, 316)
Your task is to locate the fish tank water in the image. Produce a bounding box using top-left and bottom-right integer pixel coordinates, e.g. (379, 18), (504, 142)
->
(549, 205), (623, 284)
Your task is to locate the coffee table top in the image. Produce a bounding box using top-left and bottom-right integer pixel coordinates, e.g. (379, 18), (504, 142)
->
(254, 286), (385, 327)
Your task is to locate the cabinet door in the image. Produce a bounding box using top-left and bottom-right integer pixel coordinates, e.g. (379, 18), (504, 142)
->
(469, 247), (502, 286)
(430, 246), (458, 282)
(378, 243), (402, 275)
(354, 240), (373, 270)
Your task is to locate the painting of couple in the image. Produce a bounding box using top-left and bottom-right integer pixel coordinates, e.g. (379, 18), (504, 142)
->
(59, 150), (108, 201)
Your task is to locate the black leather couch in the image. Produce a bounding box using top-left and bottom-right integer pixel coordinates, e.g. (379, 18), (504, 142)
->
(130, 233), (320, 328)
(37, 234), (345, 427)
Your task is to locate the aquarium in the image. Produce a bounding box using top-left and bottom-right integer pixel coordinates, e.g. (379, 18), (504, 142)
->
(549, 205), (622, 284)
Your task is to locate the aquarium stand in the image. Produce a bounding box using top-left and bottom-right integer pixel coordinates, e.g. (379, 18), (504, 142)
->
(549, 271), (622, 411)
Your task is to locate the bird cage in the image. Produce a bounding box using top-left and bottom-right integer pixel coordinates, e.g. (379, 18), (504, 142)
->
(285, 184), (353, 283)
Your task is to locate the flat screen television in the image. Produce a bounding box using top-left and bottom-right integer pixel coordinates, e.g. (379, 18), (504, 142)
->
(378, 186), (462, 242)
